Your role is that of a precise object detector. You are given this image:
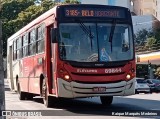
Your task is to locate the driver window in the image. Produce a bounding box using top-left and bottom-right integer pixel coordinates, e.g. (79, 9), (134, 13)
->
(122, 27), (130, 52)
(112, 33), (122, 51)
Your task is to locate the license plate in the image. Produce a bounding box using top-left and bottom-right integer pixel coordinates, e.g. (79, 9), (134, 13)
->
(93, 87), (106, 92)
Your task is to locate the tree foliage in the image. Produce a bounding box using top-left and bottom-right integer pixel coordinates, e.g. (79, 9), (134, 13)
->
(154, 66), (160, 79)
(40, 0), (55, 12)
(145, 37), (157, 49)
(136, 64), (148, 78)
(155, 28), (160, 43)
(64, 0), (80, 4)
(1, 0), (35, 21)
(1, 0), (36, 56)
(135, 29), (154, 46)
(10, 5), (44, 32)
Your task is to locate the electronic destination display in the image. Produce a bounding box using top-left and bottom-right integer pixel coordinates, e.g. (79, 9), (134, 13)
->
(64, 8), (126, 18)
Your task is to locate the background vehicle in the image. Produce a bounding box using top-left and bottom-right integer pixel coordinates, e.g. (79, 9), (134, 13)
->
(7, 4), (136, 107)
(145, 79), (160, 93)
(135, 78), (150, 94)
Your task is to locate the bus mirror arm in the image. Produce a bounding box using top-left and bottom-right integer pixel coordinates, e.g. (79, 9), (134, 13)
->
(51, 28), (57, 43)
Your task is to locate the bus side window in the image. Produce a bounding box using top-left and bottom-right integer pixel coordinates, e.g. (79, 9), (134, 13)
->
(13, 41), (14, 60)
(37, 25), (45, 53)
(13, 40), (17, 60)
(23, 33), (28, 57)
(17, 37), (22, 59)
(29, 29), (36, 55)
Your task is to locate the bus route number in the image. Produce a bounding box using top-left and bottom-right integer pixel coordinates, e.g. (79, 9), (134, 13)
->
(66, 10), (80, 16)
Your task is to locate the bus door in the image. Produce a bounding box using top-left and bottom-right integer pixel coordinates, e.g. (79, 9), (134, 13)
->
(47, 25), (56, 94)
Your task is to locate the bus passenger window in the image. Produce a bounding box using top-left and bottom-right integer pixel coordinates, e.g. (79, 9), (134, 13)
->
(13, 41), (17, 60)
(29, 29), (36, 55)
(22, 34), (28, 57)
(17, 37), (22, 59)
(37, 25), (45, 53)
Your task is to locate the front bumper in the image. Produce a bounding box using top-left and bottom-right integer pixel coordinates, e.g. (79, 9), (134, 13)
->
(57, 78), (135, 98)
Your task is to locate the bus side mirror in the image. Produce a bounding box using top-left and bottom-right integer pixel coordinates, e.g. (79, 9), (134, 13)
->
(51, 28), (57, 43)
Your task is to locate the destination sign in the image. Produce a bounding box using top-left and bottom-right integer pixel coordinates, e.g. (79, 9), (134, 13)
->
(64, 8), (126, 18)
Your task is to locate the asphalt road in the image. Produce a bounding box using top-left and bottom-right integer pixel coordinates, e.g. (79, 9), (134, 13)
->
(3, 79), (160, 119)
(4, 90), (160, 119)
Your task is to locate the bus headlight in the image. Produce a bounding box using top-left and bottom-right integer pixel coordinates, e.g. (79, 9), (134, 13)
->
(64, 75), (70, 80)
(59, 68), (71, 81)
(126, 74), (131, 80)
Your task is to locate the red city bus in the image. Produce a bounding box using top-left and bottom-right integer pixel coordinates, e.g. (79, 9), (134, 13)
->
(7, 4), (136, 107)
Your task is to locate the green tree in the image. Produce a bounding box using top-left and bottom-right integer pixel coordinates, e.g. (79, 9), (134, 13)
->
(136, 64), (148, 78)
(155, 28), (160, 43)
(135, 29), (154, 46)
(145, 37), (157, 49)
(155, 67), (160, 78)
(41, 0), (55, 10)
(10, 0), (55, 32)
(1, 0), (35, 21)
(10, 5), (44, 32)
(1, 0), (36, 56)
(64, 0), (80, 4)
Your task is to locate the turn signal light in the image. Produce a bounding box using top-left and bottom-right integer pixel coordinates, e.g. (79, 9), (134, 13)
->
(126, 74), (131, 80)
(59, 68), (71, 82)
(64, 75), (70, 80)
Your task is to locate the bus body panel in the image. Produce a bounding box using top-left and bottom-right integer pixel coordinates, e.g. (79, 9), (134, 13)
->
(62, 61), (134, 82)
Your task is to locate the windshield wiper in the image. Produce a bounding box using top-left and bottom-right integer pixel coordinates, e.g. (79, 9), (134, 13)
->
(78, 22), (94, 50)
(109, 20), (116, 52)
(79, 23), (94, 49)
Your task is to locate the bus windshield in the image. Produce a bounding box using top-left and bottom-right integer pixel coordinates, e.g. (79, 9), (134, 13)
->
(59, 23), (133, 62)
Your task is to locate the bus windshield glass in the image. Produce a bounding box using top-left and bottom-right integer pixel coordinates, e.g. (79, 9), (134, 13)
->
(59, 23), (133, 62)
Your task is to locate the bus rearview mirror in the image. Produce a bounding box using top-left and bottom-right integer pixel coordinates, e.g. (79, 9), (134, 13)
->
(51, 28), (57, 43)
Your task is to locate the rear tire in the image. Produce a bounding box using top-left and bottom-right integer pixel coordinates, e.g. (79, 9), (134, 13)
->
(17, 83), (26, 100)
(26, 93), (34, 100)
(100, 96), (113, 106)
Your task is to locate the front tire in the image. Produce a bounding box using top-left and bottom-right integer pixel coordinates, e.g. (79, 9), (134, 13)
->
(100, 96), (113, 106)
(42, 79), (52, 107)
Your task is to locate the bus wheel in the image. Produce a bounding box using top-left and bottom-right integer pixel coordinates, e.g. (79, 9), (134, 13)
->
(42, 79), (52, 107)
(17, 83), (26, 100)
(26, 93), (33, 100)
(100, 96), (113, 106)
